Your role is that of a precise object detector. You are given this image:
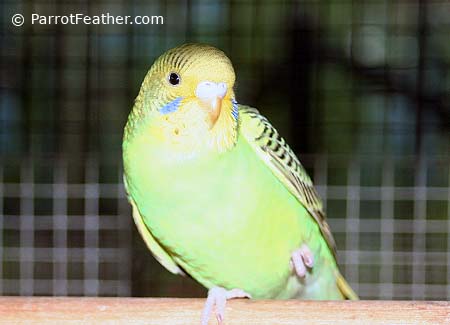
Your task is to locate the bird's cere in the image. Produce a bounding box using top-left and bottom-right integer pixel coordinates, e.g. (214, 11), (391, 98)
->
(195, 81), (227, 101)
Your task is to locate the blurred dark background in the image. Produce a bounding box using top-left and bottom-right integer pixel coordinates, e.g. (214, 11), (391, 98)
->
(0, 0), (449, 300)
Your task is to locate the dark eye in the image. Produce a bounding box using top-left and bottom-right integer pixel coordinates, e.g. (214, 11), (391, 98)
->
(168, 72), (180, 86)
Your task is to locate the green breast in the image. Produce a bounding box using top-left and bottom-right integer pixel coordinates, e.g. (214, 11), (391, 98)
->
(124, 130), (330, 298)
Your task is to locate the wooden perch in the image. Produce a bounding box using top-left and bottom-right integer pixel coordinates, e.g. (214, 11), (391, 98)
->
(0, 297), (448, 324)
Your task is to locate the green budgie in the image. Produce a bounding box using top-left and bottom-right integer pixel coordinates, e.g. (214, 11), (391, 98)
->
(122, 43), (357, 324)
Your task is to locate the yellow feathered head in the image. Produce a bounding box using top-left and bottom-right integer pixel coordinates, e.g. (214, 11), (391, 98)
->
(134, 43), (239, 155)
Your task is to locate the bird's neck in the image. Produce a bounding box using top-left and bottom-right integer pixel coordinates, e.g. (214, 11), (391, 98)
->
(124, 97), (239, 163)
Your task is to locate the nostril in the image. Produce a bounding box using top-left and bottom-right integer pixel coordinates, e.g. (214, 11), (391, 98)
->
(218, 83), (227, 93)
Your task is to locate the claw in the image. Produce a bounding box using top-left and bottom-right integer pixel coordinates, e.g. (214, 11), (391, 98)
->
(201, 287), (251, 325)
(291, 244), (314, 278)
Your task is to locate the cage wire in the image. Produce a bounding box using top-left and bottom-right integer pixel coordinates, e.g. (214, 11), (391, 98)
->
(0, 0), (449, 299)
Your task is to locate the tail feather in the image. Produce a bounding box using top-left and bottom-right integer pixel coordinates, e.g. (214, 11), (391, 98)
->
(336, 272), (359, 300)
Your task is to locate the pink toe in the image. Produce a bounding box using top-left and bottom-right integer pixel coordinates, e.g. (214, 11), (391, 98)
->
(301, 245), (314, 268)
(292, 250), (306, 277)
(202, 287), (251, 325)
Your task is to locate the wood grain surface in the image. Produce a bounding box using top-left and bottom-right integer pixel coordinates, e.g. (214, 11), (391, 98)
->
(0, 297), (448, 324)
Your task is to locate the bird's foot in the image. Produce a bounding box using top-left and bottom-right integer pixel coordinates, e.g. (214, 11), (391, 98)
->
(201, 286), (251, 325)
(290, 244), (314, 277)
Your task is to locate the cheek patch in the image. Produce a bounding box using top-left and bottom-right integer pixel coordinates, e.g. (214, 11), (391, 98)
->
(231, 98), (239, 120)
(159, 97), (183, 114)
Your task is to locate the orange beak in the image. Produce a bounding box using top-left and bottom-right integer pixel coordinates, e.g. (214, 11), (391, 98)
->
(195, 81), (227, 127)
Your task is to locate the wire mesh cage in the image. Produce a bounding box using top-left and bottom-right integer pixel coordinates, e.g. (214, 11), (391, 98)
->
(0, 0), (449, 300)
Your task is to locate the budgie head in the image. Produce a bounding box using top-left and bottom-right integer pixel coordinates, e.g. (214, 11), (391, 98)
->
(130, 43), (239, 157)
